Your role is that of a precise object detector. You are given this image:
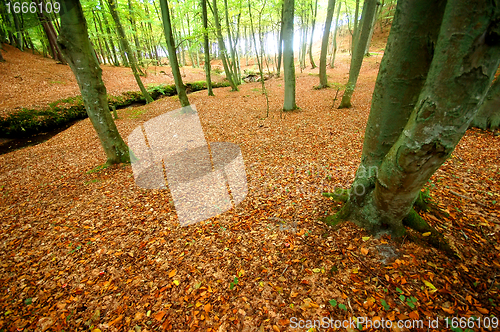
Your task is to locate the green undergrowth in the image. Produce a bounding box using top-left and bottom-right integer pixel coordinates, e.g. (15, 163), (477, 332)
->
(0, 81), (230, 138)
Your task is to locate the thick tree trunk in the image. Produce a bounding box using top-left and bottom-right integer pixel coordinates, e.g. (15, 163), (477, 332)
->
(328, 0), (500, 237)
(318, 0), (336, 88)
(107, 0), (152, 103)
(471, 76), (500, 131)
(160, 0), (190, 107)
(338, 0), (377, 108)
(282, 0), (297, 111)
(201, 0), (214, 96)
(57, 0), (129, 165)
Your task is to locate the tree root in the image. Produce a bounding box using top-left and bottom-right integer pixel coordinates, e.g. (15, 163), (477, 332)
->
(402, 209), (456, 257)
(321, 189), (457, 257)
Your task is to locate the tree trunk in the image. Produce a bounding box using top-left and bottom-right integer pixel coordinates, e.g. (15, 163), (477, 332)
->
(201, 0), (214, 96)
(283, 0), (297, 111)
(107, 0), (152, 103)
(326, 0), (500, 237)
(213, 0), (238, 91)
(308, 0), (318, 69)
(338, 0), (377, 108)
(160, 0), (190, 107)
(351, 0), (360, 54)
(248, 0), (270, 117)
(36, 3), (66, 64)
(12, 11), (23, 51)
(329, 1), (341, 68)
(276, 3), (284, 77)
(224, 0), (240, 85)
(0, 48), (4, 62)
(57, 0), (129, 165)
(128, 0), (143, 67)
(364, 1), (380, 55)
(318, 0), (336, 88)
(471, 76), (500, 131)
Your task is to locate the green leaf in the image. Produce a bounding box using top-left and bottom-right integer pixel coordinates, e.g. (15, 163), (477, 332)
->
(396, 287), (403, 294)
(338, 303), (347, 311)
(24, 298), (32, 305)
(328, 299), (337, 307)
(399, 294), (406, 302)
(380, 299), (390, 311)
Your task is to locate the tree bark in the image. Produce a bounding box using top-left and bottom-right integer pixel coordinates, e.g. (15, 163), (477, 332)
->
(213, 0), (238, 91)
(327, 0), (500, 237)
(318, 0), (336, 88)
(107, 0), (152, 102)
(308, 0), (318, 69)
(34, 0), (67, 64)
(128, 0), (143, 67)
(201, 0), (214, 96)
(11, 11), (23, 51)
(329, 1), (341, 68)
(283, 0), (297, 111)
(57, 0), (129, 165)
(471, 76), (500, 131)
(338, 0), (377, 108)
(276, 3), (284, 77)
(351, 0), (360, 54)
(160, 0), (190, 107)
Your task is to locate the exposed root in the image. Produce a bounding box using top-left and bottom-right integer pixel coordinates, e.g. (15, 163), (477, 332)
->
(403, 208), (456, 257)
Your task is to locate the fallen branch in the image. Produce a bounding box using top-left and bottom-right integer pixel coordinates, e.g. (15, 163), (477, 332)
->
(449, 190), (489, 208)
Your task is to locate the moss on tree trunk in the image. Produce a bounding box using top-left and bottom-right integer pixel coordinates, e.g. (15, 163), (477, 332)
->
(324, 0), (500, 244)
(57, 0), (129, 165)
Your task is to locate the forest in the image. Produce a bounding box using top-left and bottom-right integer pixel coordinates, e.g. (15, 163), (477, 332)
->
(0, 0), (499, 331)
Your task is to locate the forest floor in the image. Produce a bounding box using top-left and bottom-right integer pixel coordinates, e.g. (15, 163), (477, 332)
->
(0, 35), (499, 332)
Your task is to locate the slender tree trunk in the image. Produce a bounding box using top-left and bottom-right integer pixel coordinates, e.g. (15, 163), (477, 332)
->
(34, 0), (67, 64)
(308, 0), (318, 69)
(201, 0), (214, 96)
(283, 0), (297, 111)
(96, 10), (118, 66)
(128, 0), (143, 67)
(318, 0), (336, 88)
(107, 0), (152, 102)
(224, 0), (240, 84)
(351, 0), (360, 54)
(338, 0), (377, 108)
(276, 4), (284, 77)
(329, 1), (342, 67)
(248, 0), (270, 117)
(364, 1), (380, 55)
(12, 12), (23, 51)
(58, 0), (129, 165)
(213, 0), (238, 91)
(327, 0), (500, 238)
(160, 0), (190, 107)
(471, 76), (500, 131)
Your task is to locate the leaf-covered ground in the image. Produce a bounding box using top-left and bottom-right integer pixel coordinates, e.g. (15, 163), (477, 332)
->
(0, 40), (499, 332)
